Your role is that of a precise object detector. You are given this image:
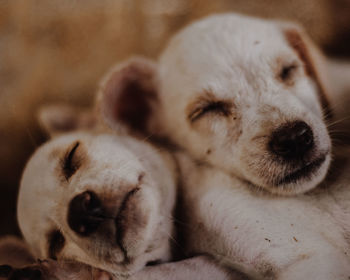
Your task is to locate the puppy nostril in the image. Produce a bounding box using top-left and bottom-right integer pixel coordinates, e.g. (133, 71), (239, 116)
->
(68, 191), (105, 236)
(269, 121), (314, 159)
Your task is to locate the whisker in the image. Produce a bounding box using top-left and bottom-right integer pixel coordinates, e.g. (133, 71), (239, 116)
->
(160, 227), (186, 254)
(163, 214), (193, 229)
(327, 116), (350, 128)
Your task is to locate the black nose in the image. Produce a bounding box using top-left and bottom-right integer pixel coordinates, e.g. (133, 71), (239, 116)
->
(67, 191), (105, 236)
(269, 121), (314, 160)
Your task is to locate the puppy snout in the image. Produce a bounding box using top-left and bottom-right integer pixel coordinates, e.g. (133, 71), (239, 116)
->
(68, 191), (105, 236)
(269, 121), (314, 160)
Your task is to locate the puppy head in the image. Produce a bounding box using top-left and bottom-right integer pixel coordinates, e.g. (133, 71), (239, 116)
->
(17, 106), (176, 276)
(97, 14), (332, 195)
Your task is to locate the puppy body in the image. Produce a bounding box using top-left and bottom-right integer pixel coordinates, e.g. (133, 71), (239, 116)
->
(177, 152), (350, 280)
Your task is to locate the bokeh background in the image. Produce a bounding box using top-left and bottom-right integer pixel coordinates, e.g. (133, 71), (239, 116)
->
(1, 0), (350, 237)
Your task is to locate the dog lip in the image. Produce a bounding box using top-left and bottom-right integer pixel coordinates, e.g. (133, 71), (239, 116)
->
(114, 187), (141, 262)
(276, 152), (328, 186)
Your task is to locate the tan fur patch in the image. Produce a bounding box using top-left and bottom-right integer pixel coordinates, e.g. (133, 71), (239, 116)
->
(284, 29), (332, 120)
(274, 56), (300, 87)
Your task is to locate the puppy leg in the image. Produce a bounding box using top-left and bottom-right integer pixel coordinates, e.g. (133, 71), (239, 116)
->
(1, 257), (243, 280)
(129, 256), (245, 280)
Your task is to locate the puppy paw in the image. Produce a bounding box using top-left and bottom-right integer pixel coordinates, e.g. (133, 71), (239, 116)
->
(0, 264), (42, 280)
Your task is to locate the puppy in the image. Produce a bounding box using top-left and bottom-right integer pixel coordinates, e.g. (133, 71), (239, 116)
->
(95, 13), (350, 279)
(17, 105), (176, 276)
(96, 13), (340, 196)
(10, 105), (235, 280)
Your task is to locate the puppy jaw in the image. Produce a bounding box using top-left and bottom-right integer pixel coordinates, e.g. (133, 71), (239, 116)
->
(18, 132), (175, 275)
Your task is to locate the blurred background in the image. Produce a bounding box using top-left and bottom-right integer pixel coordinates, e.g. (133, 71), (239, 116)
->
(1, 0), (350, 237)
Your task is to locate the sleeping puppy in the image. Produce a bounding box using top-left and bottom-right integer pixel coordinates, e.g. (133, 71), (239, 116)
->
(96, 13), (340, 196)
(6, 105), (234, 280)
(95, 13), (350, 279)
(16, 105), (177, 277)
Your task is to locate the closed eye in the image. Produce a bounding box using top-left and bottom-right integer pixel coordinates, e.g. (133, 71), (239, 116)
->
(279, 63), (299, 83)
(189, 101), (231, 122)
(62, 141), (81, 180)
(47, 230), (65, 260)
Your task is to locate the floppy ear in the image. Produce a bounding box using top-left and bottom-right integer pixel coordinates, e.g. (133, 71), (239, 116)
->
(96, 56), (159, 135)
(38, 104), (95, 138)
(281, 23), (333, 120)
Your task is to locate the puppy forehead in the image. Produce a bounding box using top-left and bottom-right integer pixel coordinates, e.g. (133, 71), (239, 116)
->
(159, 14), (293, 98)
(20, 133), (143, 197)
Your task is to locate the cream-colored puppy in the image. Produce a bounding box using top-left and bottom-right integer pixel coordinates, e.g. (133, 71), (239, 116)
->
(96, 13), (350, 279)
(17, 106), (177, 277)
(13, 106), (234, 280)
(97, 13), (340, 196)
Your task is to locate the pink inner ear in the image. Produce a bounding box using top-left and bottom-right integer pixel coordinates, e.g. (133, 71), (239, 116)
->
(103, 64), (157, 133)
(116, 79), (155, 132)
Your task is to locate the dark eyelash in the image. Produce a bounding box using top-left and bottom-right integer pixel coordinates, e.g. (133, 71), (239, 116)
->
(189, 101), (231, 122)
(62, 142), (80, 180)
(47, 230), (65, 260)
(280, 64), (298, 81)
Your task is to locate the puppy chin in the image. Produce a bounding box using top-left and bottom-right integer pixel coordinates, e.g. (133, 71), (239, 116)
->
(264, 153), (331, 196)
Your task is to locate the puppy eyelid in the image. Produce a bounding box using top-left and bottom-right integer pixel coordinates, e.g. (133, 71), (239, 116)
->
(189, 101), (231, 122)
(62, 141), (80, 181)
(279, 63), (299, 82)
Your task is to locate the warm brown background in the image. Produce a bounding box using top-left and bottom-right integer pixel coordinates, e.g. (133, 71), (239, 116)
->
(1, 0), (350, 237)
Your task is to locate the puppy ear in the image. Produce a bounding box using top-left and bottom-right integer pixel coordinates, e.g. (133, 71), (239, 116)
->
(38, 104), (95, 138)
(0, 236), (35, 268)
(96, 56), (158, 135)
(281, 23), (332, 120)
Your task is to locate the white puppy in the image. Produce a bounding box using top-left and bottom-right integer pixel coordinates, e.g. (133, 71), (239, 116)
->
(96, 13), (350, 279)
(13, 106), (234, 280)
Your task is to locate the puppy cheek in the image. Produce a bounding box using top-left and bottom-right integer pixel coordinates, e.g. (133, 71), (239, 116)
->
(310, 119), (331, 154)
(122, 188), (159, 258)
(294, 79), (323, 119)
(238, 134), (279, 185)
